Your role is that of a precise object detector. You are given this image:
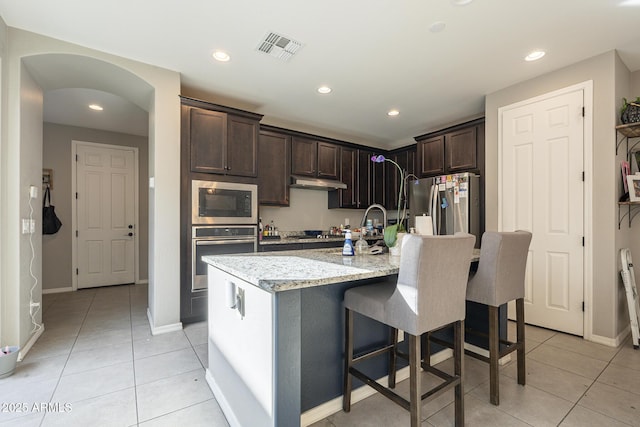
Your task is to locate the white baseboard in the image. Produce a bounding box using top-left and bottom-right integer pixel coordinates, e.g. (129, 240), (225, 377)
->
(42, 287), (73, 294)
(588, 328), (627, 348)
(464, 342), (512, 365)
(146, 308), (182, 335)
(206, 369), (242, 427)
(300, 348), (454, 427)
(17, 325), (45, 362)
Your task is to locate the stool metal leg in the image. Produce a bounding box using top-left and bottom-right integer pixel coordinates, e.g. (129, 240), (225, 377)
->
(488, 305), (500, 405)
(454, 320), (465, 427)
(389, 328), (398, 388)
(516, 298), (526, 386)
(408, 333), (421, 427)
(343, 308), (354, 412)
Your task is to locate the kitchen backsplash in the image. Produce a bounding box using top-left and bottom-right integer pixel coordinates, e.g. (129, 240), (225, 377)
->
(259, 188), (392, 232)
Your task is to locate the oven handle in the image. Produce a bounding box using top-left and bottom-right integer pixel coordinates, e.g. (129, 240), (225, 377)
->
(195, 238), (256, 246)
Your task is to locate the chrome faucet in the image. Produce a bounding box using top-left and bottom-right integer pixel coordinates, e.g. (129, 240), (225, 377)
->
(360, 204), (387, 235)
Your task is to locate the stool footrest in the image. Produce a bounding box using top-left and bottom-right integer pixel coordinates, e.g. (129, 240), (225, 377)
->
(352, 344), (395, 364)
(348, 366), (461, 409)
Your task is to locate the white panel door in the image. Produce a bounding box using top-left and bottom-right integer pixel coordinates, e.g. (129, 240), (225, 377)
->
(501, 89), (584, 336)
(76, 144), (135, 288)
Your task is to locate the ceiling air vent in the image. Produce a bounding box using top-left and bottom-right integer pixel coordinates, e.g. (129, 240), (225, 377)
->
(257, 32), (303, 61)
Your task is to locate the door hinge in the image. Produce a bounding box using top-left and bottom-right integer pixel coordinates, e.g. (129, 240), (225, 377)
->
(582, 106), (585, 117)
(76, 268), (79, 275)
(75, 192), (78, 199)
(582, 236), (585, 246)
(582, 301), (585, 312)
(75, 154), (78, 161)
(75, 230), (78, 237)
(582, 171), (585, 182)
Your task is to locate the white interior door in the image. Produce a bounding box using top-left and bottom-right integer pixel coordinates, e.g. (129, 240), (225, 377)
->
(76, 143), (136, 289)
(500, 88), (584, 336)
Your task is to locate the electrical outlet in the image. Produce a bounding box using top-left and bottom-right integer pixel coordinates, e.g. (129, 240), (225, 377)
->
(29, 185), (38, 199)
(22, 219), (36, 234)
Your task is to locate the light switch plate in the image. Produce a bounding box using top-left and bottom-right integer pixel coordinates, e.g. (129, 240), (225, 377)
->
(22, 219), (30, 234)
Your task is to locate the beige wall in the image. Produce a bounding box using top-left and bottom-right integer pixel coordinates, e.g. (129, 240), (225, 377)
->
(485, 50), (626, 342)
(42, 123), (149, 290)
(0, 16), (8, 346)
(260, 189), (371, 233)
(1, 27), (181, 349)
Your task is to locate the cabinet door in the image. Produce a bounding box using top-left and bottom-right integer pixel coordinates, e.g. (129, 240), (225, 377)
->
(371, 155), (385, 206)
(446, 127), (477, 172)
(291, 137), (317, 176)
(357, 150), (372, 208)
(258, 131), (290, 205)
(190, 108), (227, 174)
(227, 115), (258, 177)
(387, 149), (414, 210)
(317, 142), (340, 180)
(339, 147), (357, 208)
(418, 135), (445, 177)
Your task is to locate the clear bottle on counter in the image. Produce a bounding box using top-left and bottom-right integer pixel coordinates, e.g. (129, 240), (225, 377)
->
(259, 218), (263, 241)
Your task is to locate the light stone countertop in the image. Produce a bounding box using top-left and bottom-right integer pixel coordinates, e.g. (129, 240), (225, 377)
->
(203, 248), (400, 292)
(203, 247), (480, 293)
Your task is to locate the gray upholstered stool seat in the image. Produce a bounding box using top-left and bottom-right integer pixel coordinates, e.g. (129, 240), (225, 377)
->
(342, 233), (475, 427)
(430, 230), (532, 406)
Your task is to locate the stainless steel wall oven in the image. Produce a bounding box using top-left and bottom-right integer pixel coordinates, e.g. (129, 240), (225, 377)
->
(191, 226), (257, 291)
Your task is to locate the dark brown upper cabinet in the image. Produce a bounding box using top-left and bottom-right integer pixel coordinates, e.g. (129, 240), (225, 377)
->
(291, 137), (339, 180)
(356, 149), (385, 208)
(387, 146), (416, 210)
(258, 129), (291, 206)
(415, 118), (484, 178)
(329, 147), (358, 209)
(181, 96), (262, 177)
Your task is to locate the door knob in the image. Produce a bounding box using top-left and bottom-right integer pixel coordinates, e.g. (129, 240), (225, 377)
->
(128, 225), (134, 229)
(127, 232), (133, 237)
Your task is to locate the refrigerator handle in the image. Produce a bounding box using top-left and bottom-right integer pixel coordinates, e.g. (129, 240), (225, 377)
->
(430, 184), (438, 235)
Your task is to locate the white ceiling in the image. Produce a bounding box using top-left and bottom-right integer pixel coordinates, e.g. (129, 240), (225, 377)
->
(2, 0), (640, 147)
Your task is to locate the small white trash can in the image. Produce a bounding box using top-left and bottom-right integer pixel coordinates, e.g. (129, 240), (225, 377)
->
(0, 346), (20, 379)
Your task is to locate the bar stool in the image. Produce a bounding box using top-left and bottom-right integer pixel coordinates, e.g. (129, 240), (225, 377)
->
(464, 230), (532, 405)
(343, 233), (475, 427)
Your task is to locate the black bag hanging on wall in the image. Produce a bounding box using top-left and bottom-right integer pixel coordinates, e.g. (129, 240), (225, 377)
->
(42, 186), (62, 235)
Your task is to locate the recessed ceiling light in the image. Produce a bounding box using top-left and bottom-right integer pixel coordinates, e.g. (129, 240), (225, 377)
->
(525, 50), (546, 61)
(387, 110), (400, 117)
(429, 21), (446, 33)
(451, 0), (473, 5)
(212, 50), (230, 62)
(317, 86), (332, 94)
(88, 104), (103, 111)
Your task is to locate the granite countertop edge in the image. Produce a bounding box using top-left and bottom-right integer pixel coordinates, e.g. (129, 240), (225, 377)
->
(203, 250), (399, 292)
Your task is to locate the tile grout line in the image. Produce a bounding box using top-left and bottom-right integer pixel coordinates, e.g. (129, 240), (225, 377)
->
(129, 285), (141, 427)
(554, 338), (632, 426)
(39, 290), (97, 427)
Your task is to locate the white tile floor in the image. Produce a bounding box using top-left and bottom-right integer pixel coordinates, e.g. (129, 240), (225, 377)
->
(1, 283), (639, 426)
(0, 284), (227, 427)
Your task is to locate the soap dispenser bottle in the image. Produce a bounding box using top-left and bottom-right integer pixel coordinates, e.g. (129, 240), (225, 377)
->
(342, 231), (355, 256)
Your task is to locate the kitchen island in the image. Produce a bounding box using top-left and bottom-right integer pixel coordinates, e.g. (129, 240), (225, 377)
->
(203, 248), (480, 427)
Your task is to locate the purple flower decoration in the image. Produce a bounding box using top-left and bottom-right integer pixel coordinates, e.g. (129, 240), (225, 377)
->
(371, 154), (386, 163)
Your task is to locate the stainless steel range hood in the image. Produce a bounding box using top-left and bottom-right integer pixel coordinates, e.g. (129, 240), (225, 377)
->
(290, 175), (347, 190)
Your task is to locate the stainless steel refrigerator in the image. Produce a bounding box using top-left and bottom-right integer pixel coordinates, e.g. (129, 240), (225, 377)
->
(408, 172), (480, 246)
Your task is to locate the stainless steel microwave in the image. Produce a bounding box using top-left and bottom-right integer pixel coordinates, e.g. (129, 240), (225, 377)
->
(191, 180), (258, 225)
